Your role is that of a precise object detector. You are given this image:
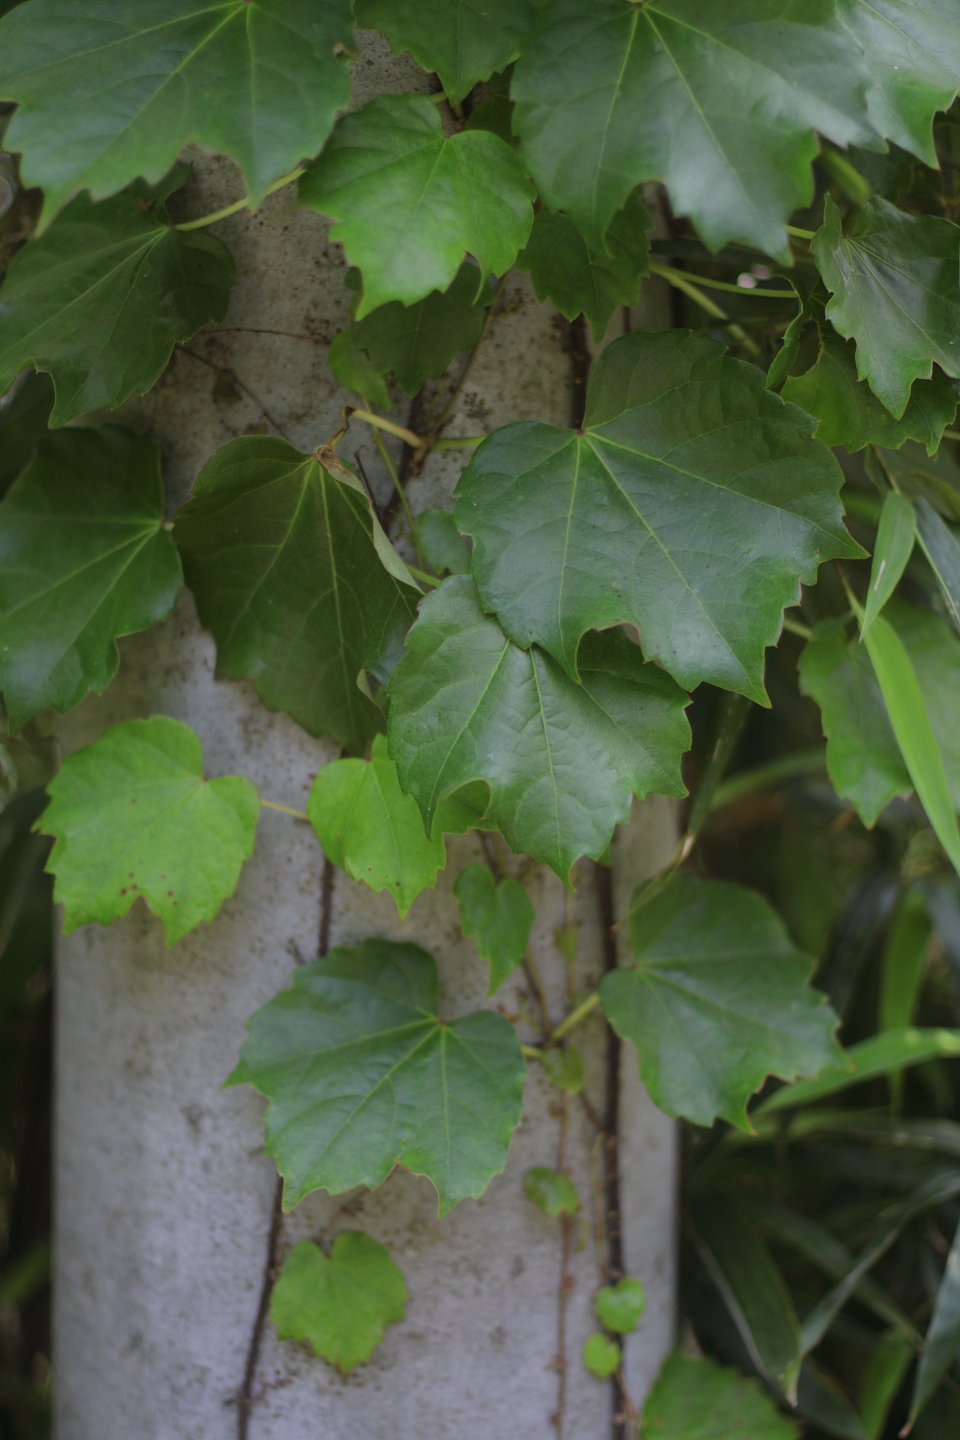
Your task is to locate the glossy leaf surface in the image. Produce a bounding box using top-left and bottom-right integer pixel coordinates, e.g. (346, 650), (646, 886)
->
(453, 862), (535, 994)
(642, 1352), (801, 1439)
(229, 938), (526, 1214)
(174, 437), (419, 755)
(41, 717), (259, 944)
(299, 95), (534, 315)
(387, 577), (690, 879)
(456, 330), (857, 700)
(0, 427), (181, 729)
(600, 873), (842, 1129)
(270, 1233), (407, 1374)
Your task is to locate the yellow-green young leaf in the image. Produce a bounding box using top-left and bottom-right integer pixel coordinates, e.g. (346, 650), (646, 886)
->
(595, 1277), (645, 1334)
(453, 862), (534, 994)
(643, 1352), (801, 1440)
(299, 95), (534, 316)
(523, 1166), (579, 1217)
(270, 1233), (407, 1375)
(229, 939), (526, 1214)
(862, 492), (917, 636)
(582, 1333), (620, 1379)
(41, 717), (260, 945)
(756, 1028), (960, 1115)
(0, 427), (182, 730)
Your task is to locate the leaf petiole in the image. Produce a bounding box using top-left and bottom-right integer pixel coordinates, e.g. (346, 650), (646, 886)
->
(647, 263), (760, 356)
(348, 408), (422, 449)
(174, 166), (305, 231)
(260, 798), (310, 820)
(649, 261), (794, 300)
(552, 990), (602, 1042)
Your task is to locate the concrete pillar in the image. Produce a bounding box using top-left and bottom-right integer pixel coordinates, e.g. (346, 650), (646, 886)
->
(54, 36), (678, 1439)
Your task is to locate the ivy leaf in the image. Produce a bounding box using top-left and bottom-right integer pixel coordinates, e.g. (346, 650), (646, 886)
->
(511, 0), (875, 256)
(270, 1233), (407, 1374)
(453, 862), (535, 994)
(415, 509), (472, 578)
(299, 94), (534, 315)
(455, 330), (858, 702)
(595, 1277), (646, 1334)
(0, 370), (52, 496)
(642, 1352), (801, 1440)
(0, 181), (235, 426)
(326, 332), (390, 409)
(583, 1333), (620, 1378)
(517, 191), (652, 342)
(835, 0), (960, 165)
(353, 0), (543, 106)
(229, 938), (526, 1214)
(41, 716), (260, 945)
(0, 426), (182, 730)
(782, 329), (959, 455)
(0, 0), (355, 220)
(524, 1166), (579, 1217)
(173, 437), (419, 755)
(813, 195), (960, 420)
(387, 576), (690, 880)
(599, 872), (842, 1129)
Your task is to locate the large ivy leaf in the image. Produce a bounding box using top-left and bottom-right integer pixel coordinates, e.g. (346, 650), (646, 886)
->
(0, 370), (52, 497)
(455, 330), (858, 702)
(299, 94), (534, 315)
(599, 873), (842, 1129)
(813, 196), (960, 420)
(0, 426), (182, 730)
(229, 938), (526, 1214)
(387, 576), (690, 879)
(835, 0), (960, 164)
(0, 181), (235, 426)
(173, 437), (419, 755)
(642, 1352), (801, 1440)
(41, 716), (260, 944)
(510, 0), (875, 256)
(517, 191), (652, 342)
(270, 1233), (407, 1374)
(453, 862), (535, 994)
(0, 0), (354, 219)
(353, 0), (543, 106)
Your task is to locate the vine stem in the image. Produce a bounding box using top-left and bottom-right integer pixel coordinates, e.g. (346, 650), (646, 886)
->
(552, 989), (601, 1042)
(647, 263), (759, 357)
(781, 616), (813, 640)
(787, 224), (816, 240)
(175, 166), (305, 231)
(426, 271), (510, 447)
(260, 799), (309, 820)
(349, 408), (422, 449)
(553, 1092), (574, 1438)
(649, 261), (794, 300)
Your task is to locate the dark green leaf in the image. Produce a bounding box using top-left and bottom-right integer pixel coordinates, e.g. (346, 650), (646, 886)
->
(455, 330), (858, 702)
(582, 1332), (619, 1378)
(229, 938), (526, 1214)
(600, 872), (841, 1129)
(642, 1352), (801, 1440)
(386, 576), (690, 879)
(453, 862), (535, 994)
(517, 192), (652, 342)
(415, 509), (471, 577)
(270, 1232), (407, 1374)
(326, 331), (390, 409)
(543, 1046), (584, 1093)
(0, 0), (354, 218)
(860, 1331), (913, 1440)
(812, 195), (960, 419)
(863, 492), (917, 635)
(523, 1166), (579, 1217)
(0, 370), (52, 496)
(909, 1215), (960, 1427)
(880, 888), (931, 1033)
(41, 716), (260, 944)
(756, 1027), (960, 1115)
(796, 1360), (870, 1440)
(173, 437), (419, 755)
(595, 1277), (645, 1334)
(891, 601), (960, 810)
(915, 499), (960, 634)
(766, 281), (813, 392)
(0, 426), (182, 729)
(511, 0), (874, 256)
(299, 95), (534, 315)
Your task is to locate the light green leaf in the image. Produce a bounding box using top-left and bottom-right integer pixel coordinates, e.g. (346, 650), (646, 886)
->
(523, 1166), (579, 1217)
(582, 1332), (620, 1378)
(909, 1215), (960, 1427)
(511, 0), (875, 256)
(0, 426), (182, 729)
(517, 192), (652, 342)
(891, 601), (960, 810)
(327, 331), (391, 409)
(415, 509), (471, 577)
(270, 1233), (407, 1374)
(862, 492), (917, 635)
(299, 94), (534, 316)
(600, 872), (842, 1130)
(756, 1027), (960, 1115)
(0, 180), (234, 426)
(41, 716), (260, 945)
(0, 0), (354, 219)
(642, 1352), (801, 1440)
(861, 1331), (913, 1440)
(543, 1046), (585, 1094)
(455, 330), (858, 702)
(0, 370), (52, 496)
(453, 862), (534, 994)
(595, 1277), (646, 1334)
(813, 195), (960, 419)
(229, 938), (526, 1214)
(387, 576), (691, 880)
(915, 499), (960, 634)
(353, 0), (543, 106)
(173, 437), (419, 755)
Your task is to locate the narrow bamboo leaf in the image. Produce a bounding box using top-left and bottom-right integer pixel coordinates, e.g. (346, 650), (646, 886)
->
(915, 499), (960, 634)
(909, 1215), (960, 1429)
(813, 196), (960, 419)
(41, 717), (260, 945)
(595, 1277), (645, 1334)
(229, 938), (526, 1214)
(600, 873), (842, 1130)
(691, 1195), (802, 1400)
(455, 330), (859, 701)
(0, 370), (52, 496)
(0, 427), (182, 729)
(642, 1352), (801, 1440)
(270, 1233), (407, 1375)
(0, 180), (235, 426)
(880, 889), (932, 1033)
(890, 601), (960, 811)
(523, 1166), (579, 1217)
(173, 437), (419, 755)
(386, 576), (691, 880)
(453, 862), (535, 995)
(757, 1028), (960, 1115)
(862, 493), (917, 635)
(299, 95), (534, 316)
(0, 0), (354, 219)
(860, 1330), (913, 1440)
(797, 1361), (870, 1440)
(511, 0), (875, 256)
(415, 510), (471, 578)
